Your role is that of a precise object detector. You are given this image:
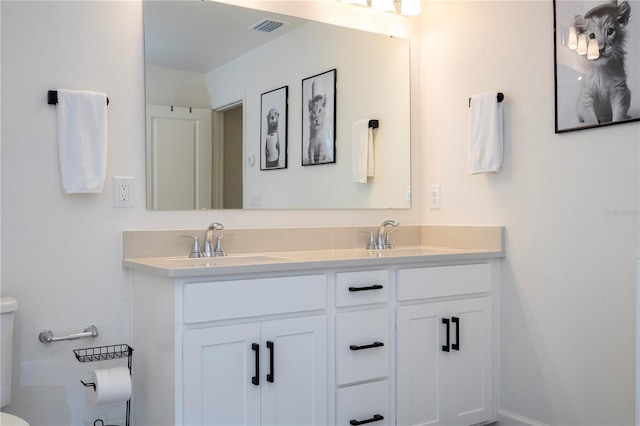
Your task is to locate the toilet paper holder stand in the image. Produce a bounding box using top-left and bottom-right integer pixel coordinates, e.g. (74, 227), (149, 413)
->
(74, 344), (133, 426)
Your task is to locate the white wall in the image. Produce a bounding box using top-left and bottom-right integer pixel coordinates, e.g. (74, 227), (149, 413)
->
(1, 2), (144, 424)
(421, 1), (639, 425)
(145, 65), (210, 109)
(0, 1), (421, 424)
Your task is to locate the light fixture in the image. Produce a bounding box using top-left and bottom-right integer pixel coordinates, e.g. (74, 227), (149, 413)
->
(576, 33), (587, 55)
(587, 33), (599, 60)
(341, 0), (421, 16)
(567, 26), (578, 50)
(568, 30), (600, 61)
(371, 0), (396, 13)
(400, 0), (421, 16)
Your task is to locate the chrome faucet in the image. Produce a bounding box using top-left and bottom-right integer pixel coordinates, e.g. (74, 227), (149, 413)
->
(204, 222), (226, 257)
(376, 220), (399, 249)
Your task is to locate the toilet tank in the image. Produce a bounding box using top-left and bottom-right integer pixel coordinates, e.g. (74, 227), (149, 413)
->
(1, 297), (18, 408)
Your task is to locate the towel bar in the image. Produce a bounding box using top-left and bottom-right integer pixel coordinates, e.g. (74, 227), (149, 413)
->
(468, 92), (504, 107)
(48, 90), (109, 105)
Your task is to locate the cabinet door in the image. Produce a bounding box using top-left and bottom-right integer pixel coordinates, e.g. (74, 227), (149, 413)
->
(183, 324), (261, 426)
(446, 297), (493, 426)
(260, 316), (327, 426)
(397, 298), (493, 426)
(397, 303), (448, 426)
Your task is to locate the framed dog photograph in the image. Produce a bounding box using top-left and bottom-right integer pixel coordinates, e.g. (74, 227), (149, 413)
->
(260, 86), (288, 170)
(553, 0), (640, 133)
(302, 69), (336, 165)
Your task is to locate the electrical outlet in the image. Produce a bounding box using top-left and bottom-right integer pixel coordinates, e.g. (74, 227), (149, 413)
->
(248, 195), (263, 209)
(114, 177), (134, 208)
(430, 185), (441, 209)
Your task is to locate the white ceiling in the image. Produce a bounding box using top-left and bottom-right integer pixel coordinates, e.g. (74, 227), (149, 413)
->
(144, 1), (309, 73)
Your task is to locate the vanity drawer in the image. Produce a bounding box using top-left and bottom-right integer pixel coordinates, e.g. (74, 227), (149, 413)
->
(336, 308), (389, 385)
(397, 263), (492, 301)
(183, 275), (327, 323)
(336, 380), (390, 426)
(335, 270), (389, 307)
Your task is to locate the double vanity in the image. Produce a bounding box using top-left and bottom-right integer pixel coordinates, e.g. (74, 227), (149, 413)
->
(124, 225), (504, 425)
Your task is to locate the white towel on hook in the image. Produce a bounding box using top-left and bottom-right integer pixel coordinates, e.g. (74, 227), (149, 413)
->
(468, 91), (503, 174)
(352, 119), (375, 183)
(56, 89), (108, 193)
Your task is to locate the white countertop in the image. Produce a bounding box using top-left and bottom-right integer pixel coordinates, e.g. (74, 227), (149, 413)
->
(123, 246), (505, 278)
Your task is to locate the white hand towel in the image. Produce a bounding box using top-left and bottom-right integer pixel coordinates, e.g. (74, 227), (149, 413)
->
(468, 91), (503, 174)
(352, 119), (375, 183)
(367, 127), (375, 178)
(56, 89), (108, 193)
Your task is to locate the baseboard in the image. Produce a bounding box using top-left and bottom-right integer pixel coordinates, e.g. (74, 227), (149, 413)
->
(498, 410), (551, 426)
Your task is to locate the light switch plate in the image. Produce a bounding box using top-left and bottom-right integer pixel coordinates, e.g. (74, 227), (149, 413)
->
(430, 185), (441, 209)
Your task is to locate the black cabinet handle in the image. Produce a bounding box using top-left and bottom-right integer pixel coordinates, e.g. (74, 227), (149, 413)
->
(251, 343), (260, 386)
(442, 318), (450, 352)
(266, 341), (275, 383)
(350, 414), (384, 425)
(349, 341), (384, 351)
(348, 284), (383, 292)
(452, 317), (460, 351)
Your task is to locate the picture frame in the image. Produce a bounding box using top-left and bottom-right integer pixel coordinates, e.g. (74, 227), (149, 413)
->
(553, 0), (639, 133)
(260, 86), (288, 170)
(302, 69), (336, 165)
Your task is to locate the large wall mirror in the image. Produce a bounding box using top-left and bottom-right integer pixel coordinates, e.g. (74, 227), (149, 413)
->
(144, 0), (411, 210)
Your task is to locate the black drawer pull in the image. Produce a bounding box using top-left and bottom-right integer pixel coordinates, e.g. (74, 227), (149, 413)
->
(452, 317), (460, 351)
(442, 318), (450, 352)
(251, 343), (260, 386)
(348, 284), (383, 292)
(350, 414), (384, 425)
(350, 341), (384, 351)
(266, 340), (275, 383)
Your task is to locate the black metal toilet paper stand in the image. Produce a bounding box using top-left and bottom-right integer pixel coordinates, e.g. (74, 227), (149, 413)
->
(73, 344), (133, 426)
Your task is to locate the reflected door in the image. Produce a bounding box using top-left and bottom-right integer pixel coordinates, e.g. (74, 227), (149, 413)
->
(147, 105), (212, 210)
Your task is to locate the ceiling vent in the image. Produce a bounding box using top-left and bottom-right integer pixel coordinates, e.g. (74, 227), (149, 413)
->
(249, 19), (286, 33)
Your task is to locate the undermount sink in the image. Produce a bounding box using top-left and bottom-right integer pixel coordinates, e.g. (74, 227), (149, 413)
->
(376, 247), (426, 254)
(163, 254), (293, 267)
(363, 246), (461, 257)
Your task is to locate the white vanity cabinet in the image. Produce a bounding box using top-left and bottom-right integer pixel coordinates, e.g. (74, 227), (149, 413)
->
(129, 255), (499, 426)
(131, 272), (328, 426)
(396, 263), (494, 426)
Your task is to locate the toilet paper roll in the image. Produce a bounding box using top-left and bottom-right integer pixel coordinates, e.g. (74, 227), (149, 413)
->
(91, 366), (132, 405)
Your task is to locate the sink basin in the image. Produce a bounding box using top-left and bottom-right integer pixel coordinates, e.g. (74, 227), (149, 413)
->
(162, 254), (293, 267)
(363, 246), (462, 257)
